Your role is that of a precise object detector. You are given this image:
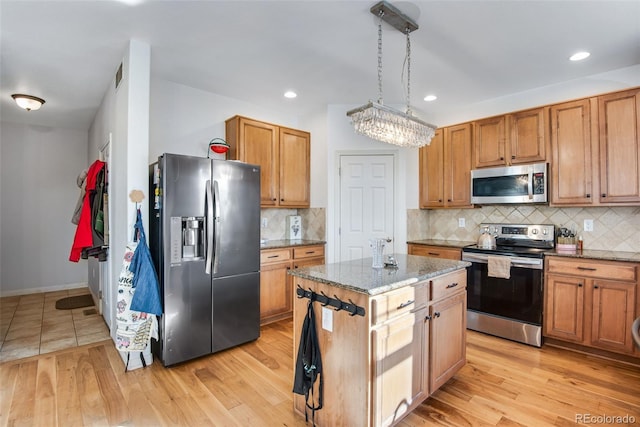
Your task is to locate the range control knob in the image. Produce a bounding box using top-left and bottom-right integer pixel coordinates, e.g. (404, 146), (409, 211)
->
(542, 229), (548, 235)
(532, 229), (538, 235)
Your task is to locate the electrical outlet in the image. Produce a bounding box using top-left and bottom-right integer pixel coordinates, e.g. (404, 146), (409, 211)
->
(261, 218), (268, 228)
(583, 219), (594, 232)
(458, 218), (466, 228)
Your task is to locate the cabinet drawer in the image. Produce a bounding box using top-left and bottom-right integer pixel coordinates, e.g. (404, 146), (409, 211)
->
(371, 284), (428, 325)
(260, 249), (292, 264)
(293, 245), (325, 259)
(431, 269), (467, 301)
(408, 244), (461, 260)
(547, 258), (637, 282)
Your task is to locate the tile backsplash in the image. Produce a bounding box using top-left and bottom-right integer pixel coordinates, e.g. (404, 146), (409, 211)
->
(408, 205), (640, 253)
(261, 208), (326, 241)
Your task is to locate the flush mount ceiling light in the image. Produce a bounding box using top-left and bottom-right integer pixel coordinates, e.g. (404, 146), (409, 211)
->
(284, 90), (297, 99)
(346, 1), (436, 148)
(11, 94), (45, 111)
(569, 51), (590, 61)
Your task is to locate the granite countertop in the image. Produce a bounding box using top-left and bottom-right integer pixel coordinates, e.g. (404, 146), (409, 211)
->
(260, 239), (326, 250)
(407, 239), (476, 249)
(288, 254), (470, 296)
(545, 249), (640, 263)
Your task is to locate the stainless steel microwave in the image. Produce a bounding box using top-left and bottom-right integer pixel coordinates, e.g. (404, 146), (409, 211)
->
(471, 162), (548, 204)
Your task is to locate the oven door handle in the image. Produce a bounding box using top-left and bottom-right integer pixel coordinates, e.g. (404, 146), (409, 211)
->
(462, 253), (543, 269)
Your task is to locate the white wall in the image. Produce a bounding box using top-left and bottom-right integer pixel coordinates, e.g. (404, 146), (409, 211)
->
(0, 122), (88, 295)
(88, 40), (150, 341)
(149, 80), (300, 161)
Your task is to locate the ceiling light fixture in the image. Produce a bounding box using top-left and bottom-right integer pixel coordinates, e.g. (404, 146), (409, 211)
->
(11, 94), (45, 111)
(284, 90), (297, 99)
(569, 51), (590, 61)
(424, 94), (437, 102)
(347, 1), (436, 148)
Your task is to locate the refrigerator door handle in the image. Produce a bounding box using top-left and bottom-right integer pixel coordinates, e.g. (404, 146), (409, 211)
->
(205, 179), (214, 275)
(213, 180), (221, 274)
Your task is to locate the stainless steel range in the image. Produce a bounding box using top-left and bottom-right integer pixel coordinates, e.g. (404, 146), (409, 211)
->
(462, 223), (555, 347)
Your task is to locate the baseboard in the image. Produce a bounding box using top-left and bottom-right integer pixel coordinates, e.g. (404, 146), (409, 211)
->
(0, 282), (89, 298)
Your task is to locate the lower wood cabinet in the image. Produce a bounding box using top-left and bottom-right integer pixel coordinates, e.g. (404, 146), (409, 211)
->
(260, 244), (324, 325)
(544, 257), (639, 357)
(292, 267), (467, 426)
(407, 243), (462, 260)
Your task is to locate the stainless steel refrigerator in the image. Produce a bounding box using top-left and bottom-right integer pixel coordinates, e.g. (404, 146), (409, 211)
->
(149, 153), (261, 366)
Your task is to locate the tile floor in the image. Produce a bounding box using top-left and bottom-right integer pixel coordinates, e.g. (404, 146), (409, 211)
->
(0, 287), (110, 363)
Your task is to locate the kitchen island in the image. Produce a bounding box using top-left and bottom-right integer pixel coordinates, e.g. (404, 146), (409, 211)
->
(288, 254), (470, 427)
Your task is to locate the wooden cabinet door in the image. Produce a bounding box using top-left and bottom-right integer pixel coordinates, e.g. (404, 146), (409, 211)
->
(236, 118), (279, 206)
(372, 308), (428, 427)
(590, 279), (636, 353)
(473, 116), (506, 168)
(429, 292), (466, 393)
(259, 260), (292, 324)
(550, 99), (595, 205)
(444, 123), (473, 207)
(509, 107), (547, 164)
(598, 88), (640, 204)
(279, 127), (310, 208)
(544, 275), (585, 343)
(419, 129), (445, 208)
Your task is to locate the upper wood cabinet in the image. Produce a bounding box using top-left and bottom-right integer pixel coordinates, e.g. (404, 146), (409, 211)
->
(473, 107), (548, 168)
(419, 123), (473, 209)
(226, 116), (310, 208)
(598, 88), (640, 204)
(550, 88), (640, 207)
(550, 98), (597, 205)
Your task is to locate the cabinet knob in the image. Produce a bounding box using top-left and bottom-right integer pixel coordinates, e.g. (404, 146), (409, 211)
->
(434, 312), (441, 318)
(602, 193), (607, 198)
(578, 283), (583, 287)
(511, 155), (515, 160)
(425, 315), (432, 321)
(281, 198), (284, 202)
(438, 199), (443, 202)
(500, 157), (504, 161)
(586, 194), (591, 198)
(272, 198), (277, 201)
(594, 284), (599, 289)
(447, 199), (452, 202)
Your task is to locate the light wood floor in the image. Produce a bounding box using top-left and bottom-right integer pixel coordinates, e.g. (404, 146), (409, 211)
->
(1, 319), (639, 427)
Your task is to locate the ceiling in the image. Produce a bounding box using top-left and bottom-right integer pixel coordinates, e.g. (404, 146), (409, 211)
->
(2, 0), (639, 130)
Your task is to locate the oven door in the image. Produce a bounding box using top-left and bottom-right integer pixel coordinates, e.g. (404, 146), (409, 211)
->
(462, 253), (543, 325)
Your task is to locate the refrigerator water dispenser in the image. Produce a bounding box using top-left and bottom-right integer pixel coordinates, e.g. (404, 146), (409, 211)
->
(170, 216), (204, 263)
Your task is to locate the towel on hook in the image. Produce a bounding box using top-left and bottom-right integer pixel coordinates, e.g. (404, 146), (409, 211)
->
(487, 256), (511, 279)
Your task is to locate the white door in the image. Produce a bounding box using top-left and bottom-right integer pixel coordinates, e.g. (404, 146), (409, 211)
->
(339, 154), (395, 262)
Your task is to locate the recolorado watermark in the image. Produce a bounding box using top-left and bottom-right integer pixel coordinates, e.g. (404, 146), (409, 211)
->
(576, 413), (636, 424)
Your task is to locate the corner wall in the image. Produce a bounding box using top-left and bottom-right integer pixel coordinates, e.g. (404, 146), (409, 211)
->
(0, 122), (88, 296)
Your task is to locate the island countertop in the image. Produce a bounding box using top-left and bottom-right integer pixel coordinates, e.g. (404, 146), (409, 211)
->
(288, 254), (470, 296)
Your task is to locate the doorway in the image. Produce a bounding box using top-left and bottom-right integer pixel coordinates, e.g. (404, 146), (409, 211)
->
(338, 154), (395, 262)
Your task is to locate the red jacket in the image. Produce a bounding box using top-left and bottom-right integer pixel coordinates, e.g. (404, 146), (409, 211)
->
(69, 160), (105, 262)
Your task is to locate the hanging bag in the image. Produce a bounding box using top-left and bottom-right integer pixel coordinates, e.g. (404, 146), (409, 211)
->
(293, 299), (323, 425)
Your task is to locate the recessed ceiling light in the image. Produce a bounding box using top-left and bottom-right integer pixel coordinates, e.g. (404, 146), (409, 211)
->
(284, 91), (297, 99)
(569, 51), (590, 61)
(423, 94), (437, 102)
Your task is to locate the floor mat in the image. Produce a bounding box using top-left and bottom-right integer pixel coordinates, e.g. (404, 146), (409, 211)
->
(55, 294), (94, 310)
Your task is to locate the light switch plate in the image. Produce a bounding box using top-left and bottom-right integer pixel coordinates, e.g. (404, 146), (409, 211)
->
(322, 306), (333, 332)
(458, 218), (466, 228)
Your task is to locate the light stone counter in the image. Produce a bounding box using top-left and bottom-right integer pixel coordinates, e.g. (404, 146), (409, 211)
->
(288, 253), (470, 296)
(545, 249), (640, 263)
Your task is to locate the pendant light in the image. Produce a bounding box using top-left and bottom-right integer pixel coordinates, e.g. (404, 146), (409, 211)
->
(347, 1), (436, 148)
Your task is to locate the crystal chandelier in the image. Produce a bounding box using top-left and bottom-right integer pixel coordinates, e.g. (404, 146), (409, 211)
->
(347, 1), (436, 148)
